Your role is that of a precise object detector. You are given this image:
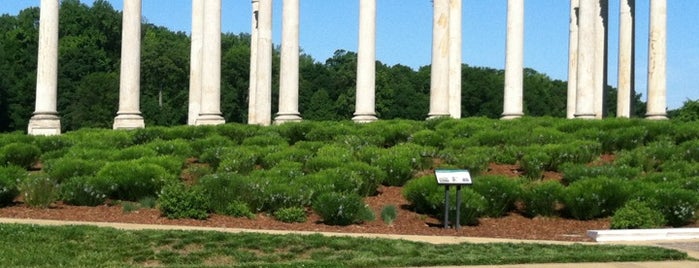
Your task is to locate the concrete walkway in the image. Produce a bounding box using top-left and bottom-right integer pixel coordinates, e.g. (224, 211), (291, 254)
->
(1, 218), (697, 268)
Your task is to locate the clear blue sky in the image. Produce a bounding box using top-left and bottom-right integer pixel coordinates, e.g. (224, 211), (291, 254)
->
(2, 1), (697, 109)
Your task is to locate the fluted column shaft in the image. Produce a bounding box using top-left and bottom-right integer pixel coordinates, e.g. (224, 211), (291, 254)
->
(567, 0), (580, 119)
(428, 0), (450, 119)
(353, 0), (378, 123)
(248, 0), (260, 124)
(593, 0), (608, 119)
(275, 0), (302, 124)
(617, 0), (635, 118)
(575, 0), (597, 119)
(254, 0), (273, 126)
(28, 0), (61, 135)
(188, 0), (204, 125)
(113, 0), (145, 130)
(646, 0), (667, 120)
(448, 0), (462, 119)
(502, 0), (524, 119)
(196, 0), (225, 125)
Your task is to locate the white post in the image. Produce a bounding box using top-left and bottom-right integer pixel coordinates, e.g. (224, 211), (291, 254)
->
(254, 0), (273, 126)
(113, 0), (145, 130)
(617, 0), (634, 118)
(196, 0), (225, 125)
(567, 0), (579, 119)
(593, 0), (608, 119)
(575, 0), (597, 119)
(275, 0), (302, 124)
(28, 0), (61, 135)
(353, 0), (378, 123)
(646, 0), (667, 120)
(448, 0), (462, 119)
(428, 0), (450, 119)
(502, 0), (524, 120)
(188, 0), (204, 125)
(248, 0), (259, 124)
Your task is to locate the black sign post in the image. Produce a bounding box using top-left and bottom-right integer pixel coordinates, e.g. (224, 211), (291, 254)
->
(435, 169), (472, 230)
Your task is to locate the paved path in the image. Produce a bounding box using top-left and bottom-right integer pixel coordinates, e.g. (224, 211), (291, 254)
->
(1, 218), (697, 268)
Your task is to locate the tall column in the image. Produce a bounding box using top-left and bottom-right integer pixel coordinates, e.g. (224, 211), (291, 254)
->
(275, 0), (302, 124)
(448, 0), (462, 119)
(248, 0), (259, 124)
(428, 0), (450, 119)
(567, 0), (579, 119)
(188, 0), (204, 125)
(502, 0), (524, 120)
(617, 0), (635, 118)
(254, 0), (273, 126)
(646, 0), (667, 120)
(574, 0), (597, 119)
(28, 0), (61, 135)
(113, 0), (145, 130)
(353, 0), (378, 123)
(196, 0), (225, 125)
(593, 0), (608, 119)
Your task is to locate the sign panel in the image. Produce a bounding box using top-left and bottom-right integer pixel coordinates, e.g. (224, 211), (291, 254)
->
(435, 169), (472, 185)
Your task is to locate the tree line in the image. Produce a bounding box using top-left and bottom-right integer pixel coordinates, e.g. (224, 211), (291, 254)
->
(0, 0), (646, 133)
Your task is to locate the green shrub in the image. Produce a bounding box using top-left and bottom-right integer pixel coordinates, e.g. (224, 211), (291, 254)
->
(519, 150), (550, 180)
(181, 164), (213, 183)
(273, 207), (307, 223)
(217, 146), (260, 174)
(380, 205), (398, 225)
(402, 175), (442, 214)
(137, 156), (186, 178)
(375, 144), (436, 186)
(241, 133), (289, 147)
(680, 139), (699, 162)
(144, 139), (195, 158)
(344, 162), (385, 196)
(215, 123), (262, 144)
(109, 146), (157, 161)
(95, 161), (176, 201)
(0, 143), (41, 169)
(130, 127), (166, 145)
(273, 121), (315, 144)
(60, 176), (108, 206)
(409, 129), (445, 148)
(610, 200), (666, 229)
(520, 180), (564, 217)
(471, 175), (522, 217)
(304, 122), (357, 142)
(199, 173), (250, 213)
(261, 147), (312, 168)
(599, 126), (649, 152)
(158, 183), (209, 220)
(492, 145), (524, 165)
(32, 135), (73, 154)
(435, 188), (487, 226)
(563, 177), (630, 220)
(304, 155), (346, 172)
(442, 147), (492, 176)
(643, 187), (699, 227)
(561, 163), (641, 184)
(0, 166), (25, 206)
(312, 192), (374, 226)
(18, 172), (58, 208)
(43, 158), (105, 183)
(359, 120), (421, 147)
(191, 135), (236, 157)
(223, 201), (255, 219)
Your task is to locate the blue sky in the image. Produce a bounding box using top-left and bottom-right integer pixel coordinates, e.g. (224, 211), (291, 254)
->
(2, 1), (697, 109)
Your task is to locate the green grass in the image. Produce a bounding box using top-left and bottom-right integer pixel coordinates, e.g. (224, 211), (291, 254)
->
(0, 224), (688, 267)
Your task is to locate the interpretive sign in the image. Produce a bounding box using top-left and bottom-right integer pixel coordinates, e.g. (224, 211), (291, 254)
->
(435, 169), (472, 185)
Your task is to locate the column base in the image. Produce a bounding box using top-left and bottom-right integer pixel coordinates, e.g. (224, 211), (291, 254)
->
(113, 113), (145, 130)
(574, 113), (597, 119)
(426, 113), (450, 120)
(501, 113), (523, 120)
(352, 114), (378, 123)
(195, 114), (226, 126)
(645, 113), (668, 120)
(274, 113), (303, 125)
(27, 113), (61, 136)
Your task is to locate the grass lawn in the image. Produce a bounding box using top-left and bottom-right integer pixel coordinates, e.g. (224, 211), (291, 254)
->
(0, 223), (688, 267)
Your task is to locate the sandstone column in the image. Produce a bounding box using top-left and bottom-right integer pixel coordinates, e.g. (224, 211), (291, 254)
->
(617, 0), (635, 118)
(593, 0), (608, 119)
(448, 0), (462, 119)
(248, 0), (259, 124)
(502, 0), (524, 120)
(196, 0), (225, 125)
(28, 0), (61, 135)
(428, 0), (450, 119)
(353, 0), (378, 123)
(113, 0), (145, 130)
(646, 0), (667, 120)
(575, 0), (597, 119)
(254, 0), (273, 126)
(188, 0), (204, 125)
(275, 0), (303, 124)
(567, 0), (579, 119)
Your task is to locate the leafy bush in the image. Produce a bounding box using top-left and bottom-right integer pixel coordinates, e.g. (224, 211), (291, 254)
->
(402, 175), (442, 214)
(273, 207), (307, 223)
(32, 135), (73, 154)
(599, 126), (649, 152)
(43, 158), (105, 183)
(261, 147), (312, 168)
(560, 163), (641, 184)
(409, 129), (445, 148)
(217, 146), (260, 174)
(60, 176), (108, 206)
(359, 120), (422, 147)
(380, 205), (398, 225)
(95, 161), (176, 201)
(144, 139), (195, 158)
(643, 187), (699, 227)
(520, 180), (564, 217)
(610, 200), (666, 229)
(18, 172), (58, 208)
(519, 150), (550, 180)
(563, 177), (630, 220)
(223, 201), (255, 219)
(0, 166), (25, 206)
(471, 175), (522, 217)
(199, 173), (256, 213)
(0, 142), (41, 169)
(158, 183), (209, 220)
(376, 144), (436, 186)
(241, 133), (289, 147)
(304, 155), (346, 172)
(312, 192), (374, 226)
(191, 135), (236, 157)
(442, 147), (492, 176)
(435, 188), (487, 226)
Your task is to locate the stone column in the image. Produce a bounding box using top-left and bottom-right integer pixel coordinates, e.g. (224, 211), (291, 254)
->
(646, 0), (667, 120)
(428, 0), (450, 119)
(254, 0), (273, 126)
(617, 0), (635, 118)
(353, 0), (378, 123)
(196, 0), (225, 125)
(574, 0), (597, 119)
(248, 0), (259, 124)
(275, 0), (303, 124)
(448, 0), (462, 119)
(188, 0), (204, 125)
(113, 0), (145, 130)
(28, 0), (61, 135)
(502, 0), (524, 120)
(567, 0), (579, 119)
(593, 0), (608, 119)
